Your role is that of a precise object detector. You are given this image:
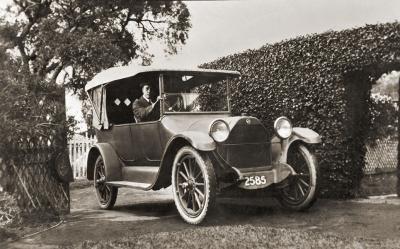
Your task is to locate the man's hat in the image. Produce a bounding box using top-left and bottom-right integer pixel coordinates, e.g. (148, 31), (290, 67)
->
(140, 82), (151, 89)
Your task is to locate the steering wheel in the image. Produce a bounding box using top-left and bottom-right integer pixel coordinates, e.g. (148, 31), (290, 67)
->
(174, 95), (184, 111)
(165, 95), (184, 112)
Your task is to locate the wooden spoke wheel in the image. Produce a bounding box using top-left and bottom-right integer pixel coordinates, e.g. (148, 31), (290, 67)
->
(172, 146), (216, 224)
(94, 155), (118, 210)
(278, 144), (318, 210)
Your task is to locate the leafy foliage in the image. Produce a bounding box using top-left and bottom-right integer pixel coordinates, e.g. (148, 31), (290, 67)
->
(0, 0), (191, 94)
(0, 0), (191, 152)
(202, 22), (400, 197)
(368, 94), (398, 144)
(0, 191), (21, 226)
(0, 46), (73, 156)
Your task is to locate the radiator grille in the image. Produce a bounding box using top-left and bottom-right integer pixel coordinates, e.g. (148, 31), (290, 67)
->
(217, 119), (271, 168)
(217, 143), (271, 168)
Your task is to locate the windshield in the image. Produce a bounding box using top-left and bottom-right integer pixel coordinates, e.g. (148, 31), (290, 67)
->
(163, 74), (230, 113)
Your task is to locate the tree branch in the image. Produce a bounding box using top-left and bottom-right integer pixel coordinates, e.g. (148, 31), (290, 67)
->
(50, 64), (63, 84)
(45, 61), (60, 74)
(129, 17), (167, 24)
(14, 0), (51, 70)
(15, 37), (30, 69)
(120, 9), (132, 31)
(137, 22), (149, 34)
(140, 18), (167, 24)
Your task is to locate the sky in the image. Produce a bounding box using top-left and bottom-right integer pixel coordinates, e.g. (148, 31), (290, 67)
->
(1, 0), (400, 130)
(149, 0), (400, 67)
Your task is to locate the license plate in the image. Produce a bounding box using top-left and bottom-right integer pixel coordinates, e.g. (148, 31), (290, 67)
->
(244, 175), (267, 186)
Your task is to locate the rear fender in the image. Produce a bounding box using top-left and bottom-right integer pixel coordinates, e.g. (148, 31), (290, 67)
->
(86, 143), (122, 181)
(271, 127), (321, 163)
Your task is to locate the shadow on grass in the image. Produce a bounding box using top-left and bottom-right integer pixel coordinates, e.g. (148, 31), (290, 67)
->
(113, 201), (176, 216)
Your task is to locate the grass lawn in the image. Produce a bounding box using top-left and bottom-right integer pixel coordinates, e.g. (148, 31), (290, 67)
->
(59, 224), (400, 249)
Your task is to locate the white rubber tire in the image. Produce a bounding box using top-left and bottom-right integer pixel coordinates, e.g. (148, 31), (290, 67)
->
(171, 146), (217, 224)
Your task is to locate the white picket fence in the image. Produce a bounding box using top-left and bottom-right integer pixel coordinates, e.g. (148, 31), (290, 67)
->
(68, 134), (96, 179)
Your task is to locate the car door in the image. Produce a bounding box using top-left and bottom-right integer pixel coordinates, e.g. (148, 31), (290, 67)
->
(131, 121), (162, 165)
(109, 124), (141, 164)
(105, 84), (142, 164)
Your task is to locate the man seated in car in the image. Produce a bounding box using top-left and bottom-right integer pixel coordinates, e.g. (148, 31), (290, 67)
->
(132, 83), (161, 122)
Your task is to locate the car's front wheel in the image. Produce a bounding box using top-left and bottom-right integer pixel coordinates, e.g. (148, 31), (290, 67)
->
(277, 143), (318, 210)
(94, 155), (118, 210)
(172, 146), (217, 224)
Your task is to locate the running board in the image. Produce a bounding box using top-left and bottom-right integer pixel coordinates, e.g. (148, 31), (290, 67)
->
(233, 163), (294, 190)
(106, 181), (152, 190)
(121, 166), (159, 185)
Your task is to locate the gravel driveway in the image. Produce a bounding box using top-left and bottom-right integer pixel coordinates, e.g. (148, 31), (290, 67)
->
(5, 185), (400, 248)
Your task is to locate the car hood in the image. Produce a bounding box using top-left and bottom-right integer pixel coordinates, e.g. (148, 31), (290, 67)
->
(161, 114), (270, 168)
(161, 114), (265, 137)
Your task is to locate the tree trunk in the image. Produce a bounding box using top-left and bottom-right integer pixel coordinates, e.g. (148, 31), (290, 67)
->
(397, 75), (400, 197)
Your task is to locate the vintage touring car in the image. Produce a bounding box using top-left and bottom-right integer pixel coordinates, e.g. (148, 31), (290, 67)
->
(84, 66), (321, 224)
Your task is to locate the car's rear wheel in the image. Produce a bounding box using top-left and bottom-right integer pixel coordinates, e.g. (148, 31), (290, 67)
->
(172, 146), (217, 224)
(94, 155), (118, 210)
(277, 143), (318, 210)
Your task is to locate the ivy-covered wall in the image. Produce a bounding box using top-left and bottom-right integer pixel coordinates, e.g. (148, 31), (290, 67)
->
(202, 22), (400, 198)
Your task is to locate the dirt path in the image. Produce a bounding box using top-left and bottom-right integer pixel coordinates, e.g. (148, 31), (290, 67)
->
(5, 186), (400, 248)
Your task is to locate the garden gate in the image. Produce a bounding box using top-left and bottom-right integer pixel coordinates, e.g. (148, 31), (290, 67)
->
(0, 89), (71, 217)
(363, 72), (399, 195)
(345, 69), (400, 196)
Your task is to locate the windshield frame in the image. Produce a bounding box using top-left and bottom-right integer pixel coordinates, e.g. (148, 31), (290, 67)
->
(160, 73), (232, 115)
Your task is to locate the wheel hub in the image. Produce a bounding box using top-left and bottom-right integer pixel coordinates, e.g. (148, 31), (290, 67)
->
(186, 177), (196, 191)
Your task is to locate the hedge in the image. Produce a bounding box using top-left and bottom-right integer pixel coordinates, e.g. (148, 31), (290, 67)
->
(201, 22), (400, 198)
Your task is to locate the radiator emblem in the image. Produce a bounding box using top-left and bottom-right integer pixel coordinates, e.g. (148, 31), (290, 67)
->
(246, 119), (251, 125)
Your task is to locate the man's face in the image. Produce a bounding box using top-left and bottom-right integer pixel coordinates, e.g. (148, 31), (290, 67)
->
(142, 84), (151, 99)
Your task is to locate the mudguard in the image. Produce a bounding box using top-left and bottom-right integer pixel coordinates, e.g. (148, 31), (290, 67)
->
(151, 132), (215, 190)
(86, 143), (122, 181)
(173, 131), (216, 151)
(271, 127), (321, 163)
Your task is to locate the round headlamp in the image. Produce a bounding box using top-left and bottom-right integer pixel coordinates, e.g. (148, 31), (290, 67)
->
(209, 120), (230, 142)
(274, 117), (293, 139)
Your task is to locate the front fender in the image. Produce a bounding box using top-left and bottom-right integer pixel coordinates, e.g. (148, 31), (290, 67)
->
(87, 143), (122, 181)
(291, 127), (322, 144)
(151, 132), (215, 190)
(272, 127), (321, 163)
(173, 131), (216, 151)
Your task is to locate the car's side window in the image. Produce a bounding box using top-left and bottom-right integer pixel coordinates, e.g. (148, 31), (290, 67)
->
(106, 83), (137, 125)
(88, 86), (109, 129)
(90, 87), (102, 120)
(105, 75), (161, 125)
